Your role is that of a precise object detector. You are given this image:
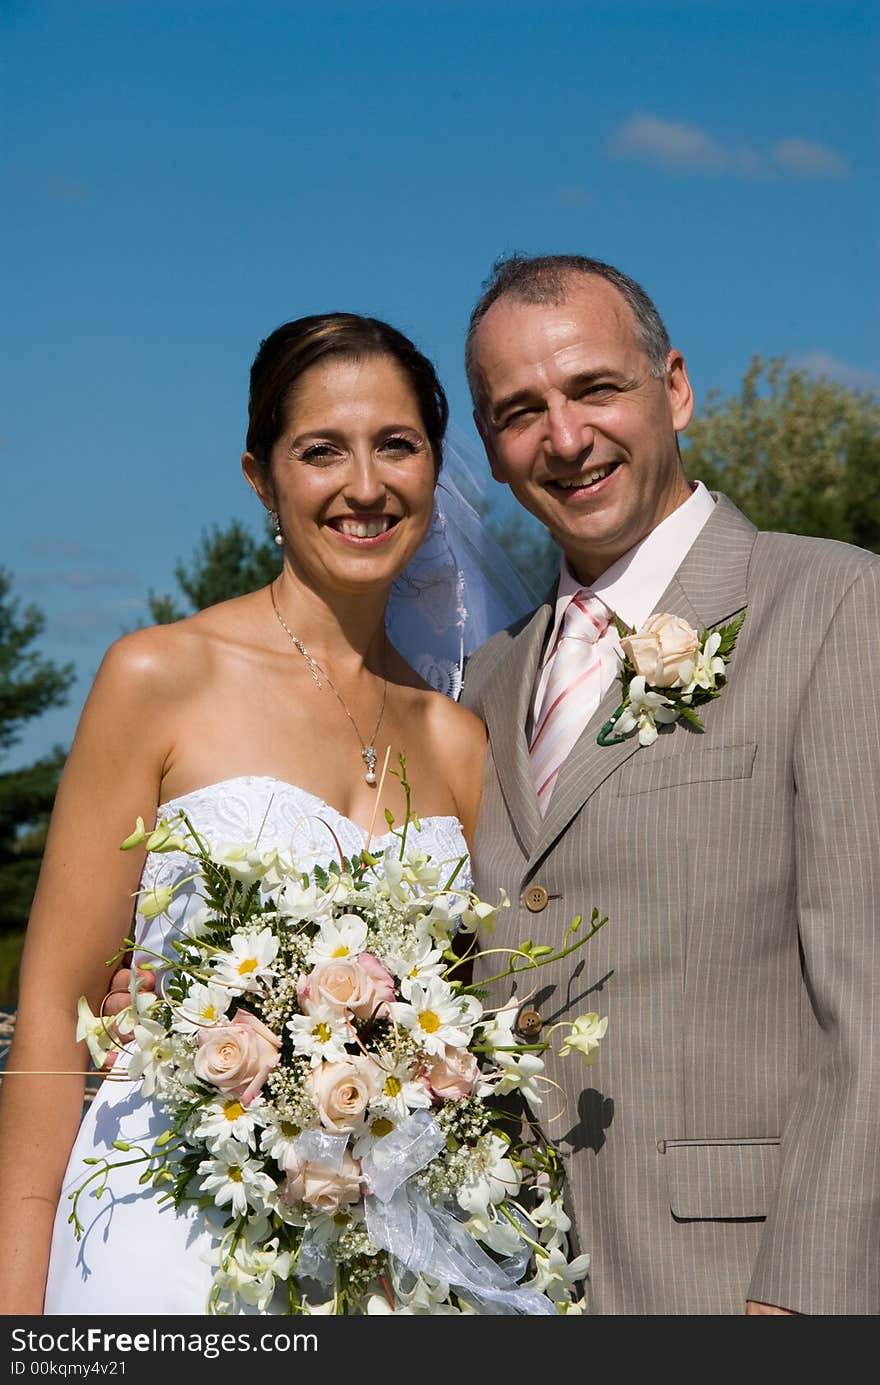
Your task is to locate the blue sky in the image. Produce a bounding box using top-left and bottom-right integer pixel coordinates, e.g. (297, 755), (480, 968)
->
(3, 0), (877, 765)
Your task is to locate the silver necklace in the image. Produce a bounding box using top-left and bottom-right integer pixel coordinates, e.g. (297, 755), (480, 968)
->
(270, 583), (388, 786)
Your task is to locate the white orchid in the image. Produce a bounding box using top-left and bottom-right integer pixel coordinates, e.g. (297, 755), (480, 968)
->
(457, 1134), (522, 1224)
(125, 1015), (175, 1096)
(558, 1012), (609, 1064)
(479, 1004), (546, 1106)
(209, 842), (270, 885)
(277, 876), (335, 925)
(680, 630), (726, 695)
(212, 1227), (292, 1311)
(532, 1190), (572, 1241)
(75, 997), (117, 1070)
(614, 675), (681, 746)
(526, 1243), (591, 1302)
(380, 844), (440, 903)
(459, 888), (510, 935)
(144, 818), (189, 854)
(135, 882), (176, 921)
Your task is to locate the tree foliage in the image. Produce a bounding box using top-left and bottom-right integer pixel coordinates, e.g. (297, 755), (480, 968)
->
(682, 356), (880, 549)
(148, 518), (282, 624)
(0, 569), (75, 956)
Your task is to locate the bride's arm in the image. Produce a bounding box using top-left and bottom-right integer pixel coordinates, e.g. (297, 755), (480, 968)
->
(435, 701), (486, 853)
(0, 629), (174, 1314)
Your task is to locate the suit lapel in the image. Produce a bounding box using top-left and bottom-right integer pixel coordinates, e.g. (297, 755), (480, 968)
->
(531, 494), (758, 864)
(480, 601), (552, 858)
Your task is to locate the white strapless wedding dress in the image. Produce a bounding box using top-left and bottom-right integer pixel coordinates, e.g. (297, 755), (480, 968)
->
(43, 776), (471, 1315)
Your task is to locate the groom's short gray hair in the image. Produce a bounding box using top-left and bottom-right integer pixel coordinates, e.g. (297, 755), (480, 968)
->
(465, 253), (671, 416)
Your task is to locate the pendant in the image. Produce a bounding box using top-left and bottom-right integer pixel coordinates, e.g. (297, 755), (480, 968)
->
(362, 745), (377, 786)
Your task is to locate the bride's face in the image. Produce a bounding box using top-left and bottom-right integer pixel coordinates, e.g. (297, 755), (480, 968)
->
(254, 354), (437, 596)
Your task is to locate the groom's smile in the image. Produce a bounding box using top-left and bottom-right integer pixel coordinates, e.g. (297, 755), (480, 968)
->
(471, 274), (695, 584)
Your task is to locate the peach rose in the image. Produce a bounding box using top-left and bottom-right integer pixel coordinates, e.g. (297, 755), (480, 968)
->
(193, 1007), (281, 1106)
(621, 613), (699, 688)
(425, 1046), (480, 1102)
(305, 1057), (381, 1133)
(297, 952), (395, 1021)
(351, 952), (396, 1020)
(280, 1151), (363, 1214)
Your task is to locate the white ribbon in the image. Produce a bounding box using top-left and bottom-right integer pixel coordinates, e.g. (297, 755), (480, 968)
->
(290, 1129), (349, 1171)
(365, 1182), (556, 1315)
(360, 1110), (446, 1203)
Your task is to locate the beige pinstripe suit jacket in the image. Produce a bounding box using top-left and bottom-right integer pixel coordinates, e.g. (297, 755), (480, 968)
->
(462, 495), (880, 1314)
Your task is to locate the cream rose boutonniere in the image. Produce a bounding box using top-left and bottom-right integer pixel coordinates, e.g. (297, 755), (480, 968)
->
(598, 609), (746, 748)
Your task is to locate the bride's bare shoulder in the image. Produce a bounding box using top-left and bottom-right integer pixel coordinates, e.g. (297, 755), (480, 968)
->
(94, 590), (263, 698)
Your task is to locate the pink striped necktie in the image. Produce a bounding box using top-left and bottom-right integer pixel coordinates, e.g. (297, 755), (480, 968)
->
(530, 590), (613, 814)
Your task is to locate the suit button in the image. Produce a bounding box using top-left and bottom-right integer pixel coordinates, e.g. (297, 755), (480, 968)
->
(515, 1006), (543, 1038)
(523, 884), (549, 913)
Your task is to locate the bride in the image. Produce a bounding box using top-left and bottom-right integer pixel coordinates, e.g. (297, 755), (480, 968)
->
(0, 312), (490, 1315)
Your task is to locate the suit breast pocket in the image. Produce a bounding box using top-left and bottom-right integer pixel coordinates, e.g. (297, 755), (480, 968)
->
(616, 741), (757, 798)
(660, 1137), (781, 1221)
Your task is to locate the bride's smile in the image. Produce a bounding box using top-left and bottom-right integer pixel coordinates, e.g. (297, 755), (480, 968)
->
(244, 354), (437, 598)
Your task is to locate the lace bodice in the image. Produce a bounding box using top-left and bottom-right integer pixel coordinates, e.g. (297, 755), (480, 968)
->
(134, 775), (471, 964)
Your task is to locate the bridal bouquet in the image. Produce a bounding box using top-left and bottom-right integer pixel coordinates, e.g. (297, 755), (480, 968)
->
(75, 773), (608, 1316)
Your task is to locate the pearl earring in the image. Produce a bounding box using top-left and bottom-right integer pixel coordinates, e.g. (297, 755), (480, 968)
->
(270, 510), (284, 547)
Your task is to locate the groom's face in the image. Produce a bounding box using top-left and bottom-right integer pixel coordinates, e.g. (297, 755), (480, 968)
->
(471, 276), (694, 584)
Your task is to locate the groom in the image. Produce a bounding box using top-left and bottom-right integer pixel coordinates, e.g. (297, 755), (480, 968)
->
(460, 253), (880, 1315)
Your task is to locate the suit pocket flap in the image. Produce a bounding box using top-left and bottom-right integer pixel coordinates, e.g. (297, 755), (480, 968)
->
(617, 742), (757, 797)
(662, 1137), (780, 1220)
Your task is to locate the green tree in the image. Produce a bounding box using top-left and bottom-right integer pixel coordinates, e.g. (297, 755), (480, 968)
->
(147, 518), (281, 623)
(682, 356), (880, 548)
(0, 569), (75, 999)
(486, 510), (559, 597)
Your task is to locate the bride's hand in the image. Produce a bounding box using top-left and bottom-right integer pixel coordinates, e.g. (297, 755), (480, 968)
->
(102, 963), (156, 1066)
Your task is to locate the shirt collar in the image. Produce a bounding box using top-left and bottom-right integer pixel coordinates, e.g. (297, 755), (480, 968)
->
(548, 480), (716, 651)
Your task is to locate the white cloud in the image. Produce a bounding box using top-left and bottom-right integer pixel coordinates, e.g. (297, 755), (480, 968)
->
(610, 114), (729, 171)
(794, 351), (880, 393)
(771, 139), (850, 178)
(609, 114), (849, 180)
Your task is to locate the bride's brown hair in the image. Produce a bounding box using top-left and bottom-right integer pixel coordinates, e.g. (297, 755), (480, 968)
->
(245, 313), (449, 475)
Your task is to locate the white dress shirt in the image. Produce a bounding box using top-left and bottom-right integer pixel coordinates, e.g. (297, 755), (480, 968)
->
(530, 481), (717, 734)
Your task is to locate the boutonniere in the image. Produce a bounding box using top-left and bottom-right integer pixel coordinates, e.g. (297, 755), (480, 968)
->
(597, 610), (746, 748)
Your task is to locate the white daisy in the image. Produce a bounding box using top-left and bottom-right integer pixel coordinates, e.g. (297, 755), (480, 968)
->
(171, 982), (232, 1034)
(194, 1096), (265, 1151)
(367, 1055), (432, 1120)
(391, 978), (481, 1057)
(287, 1007), (352, 1066)
(211, 929), (279, 995)
(197, 1143), (277, 1217)
(305, 912), (369, 965)
(393, 939), (448, 1000)
(259, 1112), (305, 1168)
